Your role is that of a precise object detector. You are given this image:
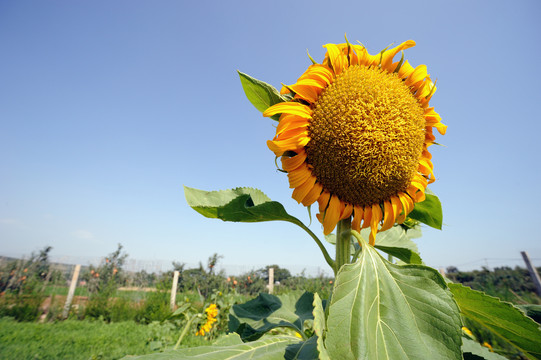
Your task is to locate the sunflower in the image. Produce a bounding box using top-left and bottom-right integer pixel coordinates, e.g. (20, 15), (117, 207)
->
(264, 39), (446, 245)
(196, 304), (218, 336)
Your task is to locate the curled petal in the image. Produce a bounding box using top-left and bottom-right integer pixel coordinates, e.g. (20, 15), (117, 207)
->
(281, 150), (307, 171)
(381, 40), (416, 72)
(263, 102), (312, 119)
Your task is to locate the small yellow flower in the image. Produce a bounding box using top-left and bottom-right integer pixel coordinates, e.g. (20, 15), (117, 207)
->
(461, 326), (474, 338)
(482, 342), (493, 352)
(196, 304), (219, 337)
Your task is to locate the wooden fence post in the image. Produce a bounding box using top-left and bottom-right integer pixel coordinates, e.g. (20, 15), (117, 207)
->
(268, 267), (274, 294)
(170, 271), (179, 311)
(521, 251), (541, 296)
(62, 264), (81, 319)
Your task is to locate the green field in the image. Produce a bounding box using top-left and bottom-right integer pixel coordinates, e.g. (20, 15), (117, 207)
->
(0, 317), (208, 360)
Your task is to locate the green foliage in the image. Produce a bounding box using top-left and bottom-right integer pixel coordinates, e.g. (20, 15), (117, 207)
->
(408, 193), (443, 229)
(0, 246), (54, 321)
(312, 293), (329, 360)
(0, 317), (188, 360)
(447, 266), (541, 304)
(462, 338), (508, 360)
(85, 244), (129, 321)
(229, 292), (314, 342)
(136, 290), (172, 324)
(450, 283), (541, 360)
(325, 234), (462, 360)
(127, 333), (300, 359)
(0, 294), (43, 322)
(237, 71), (287, 121)
(184, 186), (303, 227)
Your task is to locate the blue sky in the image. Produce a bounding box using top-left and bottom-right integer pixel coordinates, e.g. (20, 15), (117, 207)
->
(1, 1), (540, 275)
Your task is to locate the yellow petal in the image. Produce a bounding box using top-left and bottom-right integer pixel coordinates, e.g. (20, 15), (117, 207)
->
(301, 182), (323, 206)
(341, 203), (353, 220)
(352, 206), (363, 231)
(390, 196), (404, 225)
(397, 193), (413, 223)
(322, 195), (341, 235)
(361, 206), (372, 230)
(267, 132), (309, 155)
(323, 43), (347, 75)
(398, 60), (414, 79)
(369, 204), (382, 245)
(288, 165), (312, 188)
(318, 192), (331, 213)
(263, 102), (312, 119)
(276, 115), (309, 136)
(281, 150), (307, 171)
(381, 40), (416, 72)
(380, 200), (397, 232)
(292, 175), (317, 204)
(405, 64), (428, 88)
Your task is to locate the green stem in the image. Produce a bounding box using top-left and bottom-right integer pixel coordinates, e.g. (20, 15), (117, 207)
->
(334, 218), (352, 275)
(350, 230), (366, 262)
(174, 314), (199, 350)
(295, 221), (335, 271)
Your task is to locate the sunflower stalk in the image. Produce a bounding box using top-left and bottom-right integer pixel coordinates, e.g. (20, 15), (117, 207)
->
(335, 217), (352, 274)
(174, 313), (200, 350)
(296, 222), (335, 271)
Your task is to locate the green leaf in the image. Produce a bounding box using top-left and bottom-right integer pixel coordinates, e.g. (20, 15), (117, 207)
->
(449, 283), (541, 360)
(325, 235), (462, 360)
(359, 225), (423, 264)
(229, 292), (315, 342)
(408, 193), (443, 229)
(169, 303), (191, 319)
(184, 186), (303, 226)
(371, 225), (420, 253)
(312, 293), (329, 360)
(373, 245), (422, 265)
(518, 304), (541, 324)
(212, 333), (244, 346)
(462, 338), (508, 360)
(285, 336), (319, 360)
(123, 334), (298, 359)
(238, 71), (287, 121)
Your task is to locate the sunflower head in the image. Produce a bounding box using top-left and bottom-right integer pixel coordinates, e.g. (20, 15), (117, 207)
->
(264, 39), (446, 244)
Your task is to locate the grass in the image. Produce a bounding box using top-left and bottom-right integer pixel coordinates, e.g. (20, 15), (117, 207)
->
(0, 317), (209, 360)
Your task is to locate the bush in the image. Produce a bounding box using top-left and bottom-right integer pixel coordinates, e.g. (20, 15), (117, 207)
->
(135, 290), (171, 324)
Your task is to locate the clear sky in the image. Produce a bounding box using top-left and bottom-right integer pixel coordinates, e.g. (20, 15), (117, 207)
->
(1, 0), (540, 275)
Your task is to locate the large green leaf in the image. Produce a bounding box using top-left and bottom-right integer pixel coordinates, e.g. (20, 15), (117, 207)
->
(238, 71), (287, 121)
(462, 338), (508, 360)
(408, 193), (443, 230)
(325, 236), (462, 360)
(449, 283), (541, 360)
(123, 334), (298, 359)
(184, 186), (302, 226)
(229, 292), (314, 342)
(312, 293), (329, 360)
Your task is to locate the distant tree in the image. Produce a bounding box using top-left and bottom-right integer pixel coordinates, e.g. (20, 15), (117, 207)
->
(207, 253), (223, 275)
